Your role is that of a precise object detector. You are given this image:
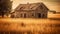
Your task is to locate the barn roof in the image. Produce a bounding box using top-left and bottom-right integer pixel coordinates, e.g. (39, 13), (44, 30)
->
(15, 2), (49, 10)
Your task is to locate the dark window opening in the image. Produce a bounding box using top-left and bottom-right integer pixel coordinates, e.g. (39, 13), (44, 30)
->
(20, 7), (23, 9)
(24, 13), (26, 18)
(40, 5), (43, 9)
(32, 13), (34, 16)
(37, 13), (41, 18)
(42, 14), (45, 18)
(30, 6), (35, 9)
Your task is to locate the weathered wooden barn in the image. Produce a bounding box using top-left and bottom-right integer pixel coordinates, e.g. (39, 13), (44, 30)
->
(11, 2), (49, 18)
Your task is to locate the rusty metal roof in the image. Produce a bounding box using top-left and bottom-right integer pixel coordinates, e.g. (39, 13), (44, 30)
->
(15, 2), (49, 11)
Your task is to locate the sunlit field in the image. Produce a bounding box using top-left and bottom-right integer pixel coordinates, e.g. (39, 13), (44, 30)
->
(48, 12), (60, 19)
(0, 18), (60, 34)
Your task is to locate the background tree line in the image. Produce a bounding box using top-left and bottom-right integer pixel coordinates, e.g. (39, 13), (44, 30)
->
(0, 0), (12, 17)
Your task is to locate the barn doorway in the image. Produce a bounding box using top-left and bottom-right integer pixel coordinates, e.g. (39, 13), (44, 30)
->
(24, 13), (26, 18)
(37, 13), (41, 18)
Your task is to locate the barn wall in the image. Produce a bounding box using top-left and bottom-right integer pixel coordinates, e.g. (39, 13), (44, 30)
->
(11, 10), (47, 18)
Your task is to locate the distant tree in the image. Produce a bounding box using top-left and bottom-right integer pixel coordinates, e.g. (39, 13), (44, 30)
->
(0, 0), (12, 17)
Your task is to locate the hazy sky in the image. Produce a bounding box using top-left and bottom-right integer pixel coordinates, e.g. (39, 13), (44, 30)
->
(12, 0), (60, 12)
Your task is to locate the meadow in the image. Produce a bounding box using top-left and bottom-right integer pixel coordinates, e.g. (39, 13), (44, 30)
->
(0, 18), (60, 34)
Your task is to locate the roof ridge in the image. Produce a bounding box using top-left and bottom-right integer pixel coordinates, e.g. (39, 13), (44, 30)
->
(19, 2), (43, 5)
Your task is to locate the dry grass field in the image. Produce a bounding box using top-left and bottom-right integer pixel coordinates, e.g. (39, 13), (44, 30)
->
(0, 18), (60, 34)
